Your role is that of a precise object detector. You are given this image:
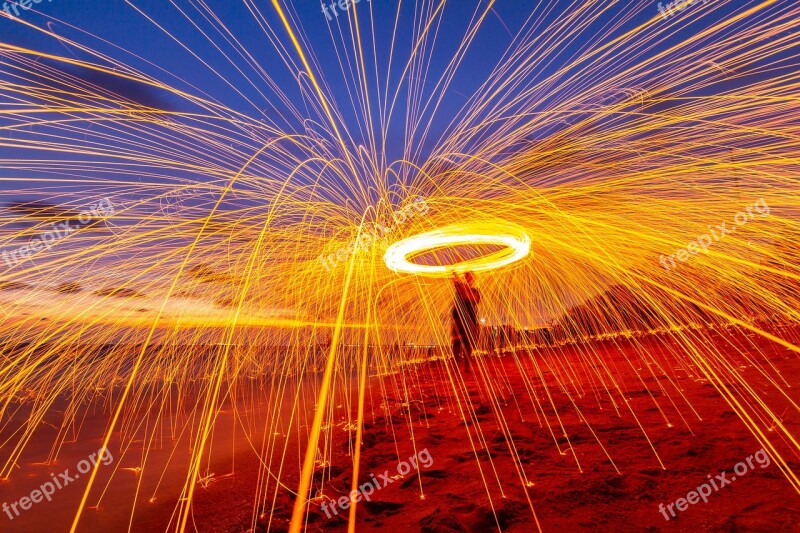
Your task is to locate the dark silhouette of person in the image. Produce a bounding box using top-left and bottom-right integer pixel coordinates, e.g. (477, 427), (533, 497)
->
(451, 271), (481, 374)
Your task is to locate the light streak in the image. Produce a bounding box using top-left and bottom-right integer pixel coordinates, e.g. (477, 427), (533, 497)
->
(383, 222), (532, 277)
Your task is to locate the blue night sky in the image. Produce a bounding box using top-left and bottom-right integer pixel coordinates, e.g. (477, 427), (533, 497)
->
(0, 0), (786, 197)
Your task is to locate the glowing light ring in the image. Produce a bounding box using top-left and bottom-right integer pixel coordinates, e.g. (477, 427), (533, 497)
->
(384, 224), (531, 277)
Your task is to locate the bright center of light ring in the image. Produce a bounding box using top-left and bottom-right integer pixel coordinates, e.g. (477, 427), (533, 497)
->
(384, 225), (531, 277)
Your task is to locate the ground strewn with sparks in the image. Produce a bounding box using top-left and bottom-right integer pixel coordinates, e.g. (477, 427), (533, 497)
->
(0, 1), (798, 531)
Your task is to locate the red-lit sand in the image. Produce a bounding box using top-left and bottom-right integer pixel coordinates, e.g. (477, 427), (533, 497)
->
(215, 326), (800, 532)
(2, 327), (799, 531)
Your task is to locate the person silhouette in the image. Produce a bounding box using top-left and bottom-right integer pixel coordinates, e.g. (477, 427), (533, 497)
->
(451, 271), (481, 374)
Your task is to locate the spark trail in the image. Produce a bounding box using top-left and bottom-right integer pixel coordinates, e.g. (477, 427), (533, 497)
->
(0, 0), (798, 531)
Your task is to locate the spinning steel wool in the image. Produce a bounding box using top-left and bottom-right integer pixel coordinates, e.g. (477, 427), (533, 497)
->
(0, 0), (798, 531)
